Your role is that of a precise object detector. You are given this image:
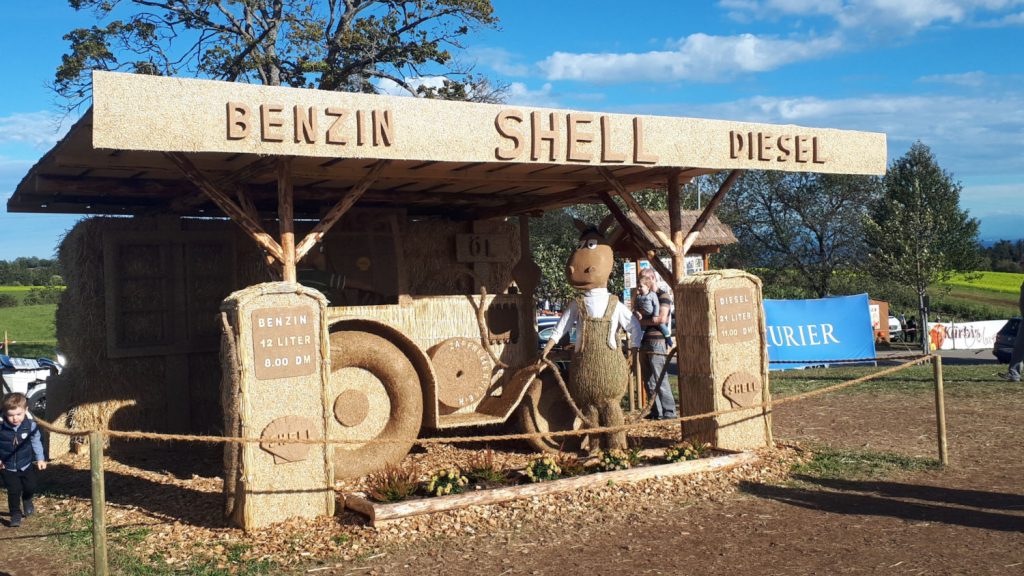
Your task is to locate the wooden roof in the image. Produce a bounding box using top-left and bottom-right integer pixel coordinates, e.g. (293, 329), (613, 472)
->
(7, 72), (887, 221)
(7, 109), (706, 219)
(608, 210), (738, 254)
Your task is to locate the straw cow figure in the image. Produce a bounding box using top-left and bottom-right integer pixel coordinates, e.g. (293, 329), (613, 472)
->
(540, 222), (642, 451)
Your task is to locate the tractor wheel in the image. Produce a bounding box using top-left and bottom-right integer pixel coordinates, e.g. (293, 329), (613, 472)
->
(329, 331), (423, 480)
(516, 368), (587, 453)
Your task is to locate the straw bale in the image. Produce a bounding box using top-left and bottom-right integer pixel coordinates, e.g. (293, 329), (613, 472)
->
(404, 219), (520, 295)
(676, 269), (772, 450)
(49, 216), (273, 458)
(221, 282), (333, 530)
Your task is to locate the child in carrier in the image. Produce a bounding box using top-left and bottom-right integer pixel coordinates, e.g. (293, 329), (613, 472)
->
(635, 275), (672, 341)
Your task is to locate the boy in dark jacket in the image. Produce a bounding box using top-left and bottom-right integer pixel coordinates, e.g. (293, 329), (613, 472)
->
(0, 392), (46, 527)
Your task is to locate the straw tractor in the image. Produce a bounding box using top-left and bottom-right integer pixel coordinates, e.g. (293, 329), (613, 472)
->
(301, 211), (578, 478)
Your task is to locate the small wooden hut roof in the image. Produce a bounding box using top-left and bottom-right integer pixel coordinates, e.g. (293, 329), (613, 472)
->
(608, 210), (737, 256)
(8, 71), (887, 221)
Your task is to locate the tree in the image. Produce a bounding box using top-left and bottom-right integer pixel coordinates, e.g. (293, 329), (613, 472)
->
(724, 171), (881, 298)
(55, 0), (501, 110)
(981, 239), (1024, 273)
(863, 142), (981, 352)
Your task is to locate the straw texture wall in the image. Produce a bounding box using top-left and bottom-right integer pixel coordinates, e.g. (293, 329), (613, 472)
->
(677, 270), (772, 450)
(221, 282), (334, 530)
(48, 216), (272, 458)
(403, 219), (520, 296)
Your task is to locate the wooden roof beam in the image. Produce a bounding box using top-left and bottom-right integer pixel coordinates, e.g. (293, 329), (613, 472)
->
(473, 167), (675, 219)
(596, 189), (672, 282)
(294, 160), (389, 262)
(170, 155), (279, 212)
(164, 152), (285, 264)
(598, 166), (677, 256)
(680, 170), (743, 258)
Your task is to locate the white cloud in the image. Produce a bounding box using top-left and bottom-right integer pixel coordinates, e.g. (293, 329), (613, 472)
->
(918, 71), (988, 87)
(538, 32), (844, 84)
(469, 47), (530, 77)
(504, 82), (560, 108)
(977, 10), (1024, 25)
(632, 91), (1024, 178)
(0, 112), (72, 150)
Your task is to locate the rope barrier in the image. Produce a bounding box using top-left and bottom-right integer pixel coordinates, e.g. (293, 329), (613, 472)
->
(34, 355), (932, 447)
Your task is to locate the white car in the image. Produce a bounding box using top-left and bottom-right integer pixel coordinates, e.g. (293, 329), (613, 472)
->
(888, 315), (903, 336)
(0, 355), (60, 416)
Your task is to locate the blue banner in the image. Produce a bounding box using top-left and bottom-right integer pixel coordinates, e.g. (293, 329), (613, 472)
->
(763, 294), (876, 370)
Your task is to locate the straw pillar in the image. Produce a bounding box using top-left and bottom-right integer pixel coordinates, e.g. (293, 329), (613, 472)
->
(676, 270), (772, 450)
(221, 282), (334, 530)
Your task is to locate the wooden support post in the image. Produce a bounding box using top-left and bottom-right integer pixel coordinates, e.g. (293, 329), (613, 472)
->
(294, 160), (388, 262)
(680, 170), (742, 257)
(277, 158), (296, 283)
(597, 167), (677, 254)
(164, 152), (285, 264)
(666, 170), (685, 439)
(932, 355), (949, 466)
(596, 190), (673, 282)
(667, 169), (684, 284)
(90, 431), (109, 576)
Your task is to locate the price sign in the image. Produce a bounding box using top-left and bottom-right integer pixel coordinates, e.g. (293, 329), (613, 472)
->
(251, 305), (318, 380)
(714, 287), (757, 344)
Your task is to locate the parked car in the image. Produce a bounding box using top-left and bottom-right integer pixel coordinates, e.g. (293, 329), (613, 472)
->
(993, 317), (1020, 363)
(0, 355), (61, 416)
(888, 315), (902, 337)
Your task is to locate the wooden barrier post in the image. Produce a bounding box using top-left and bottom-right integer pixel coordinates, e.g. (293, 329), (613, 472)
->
(90, 431), (109, 576)
(932, 355), (949, 465)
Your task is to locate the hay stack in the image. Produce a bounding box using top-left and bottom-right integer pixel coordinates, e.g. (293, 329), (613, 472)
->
(49, 216), (272, 457)
(676, 269), (772, 450)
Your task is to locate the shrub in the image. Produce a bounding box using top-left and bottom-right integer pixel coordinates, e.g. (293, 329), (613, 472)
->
(595, 449), (631, 472)
(466, 448), (507, 485)
(664, 441), (711, 463)
(0, 294), (18, 308)
(425, 467), (468, 497)
(555, 450), (586, 477)
(524, 455), (561, 483)
(366, 465), (419, 503)
(22, 286), (62, 306)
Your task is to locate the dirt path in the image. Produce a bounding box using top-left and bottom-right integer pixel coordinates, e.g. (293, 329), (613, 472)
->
(1, 382), (1021, 575)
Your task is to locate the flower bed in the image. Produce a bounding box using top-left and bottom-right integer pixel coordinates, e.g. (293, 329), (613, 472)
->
(345, 450), (758, 526)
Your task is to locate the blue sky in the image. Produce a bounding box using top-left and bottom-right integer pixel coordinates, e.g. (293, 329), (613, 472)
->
(1, 0), (1022, 259)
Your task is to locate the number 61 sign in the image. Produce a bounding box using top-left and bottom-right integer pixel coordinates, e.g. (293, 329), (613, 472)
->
(455, 233), (511, 263)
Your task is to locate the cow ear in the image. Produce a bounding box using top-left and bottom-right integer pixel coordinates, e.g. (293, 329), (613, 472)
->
(571, 218), (590, 233)
(597, 214), (616, 235)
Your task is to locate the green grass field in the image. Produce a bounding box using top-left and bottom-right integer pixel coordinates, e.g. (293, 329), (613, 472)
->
(946, 271), (1024, 294)
(770, 362), (1006, 399)
(934, 271), (1024, 320)
(0, 303), (58, 358)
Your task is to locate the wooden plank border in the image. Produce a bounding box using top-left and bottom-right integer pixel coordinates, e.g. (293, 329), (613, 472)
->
(345, 451), (758, 526)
